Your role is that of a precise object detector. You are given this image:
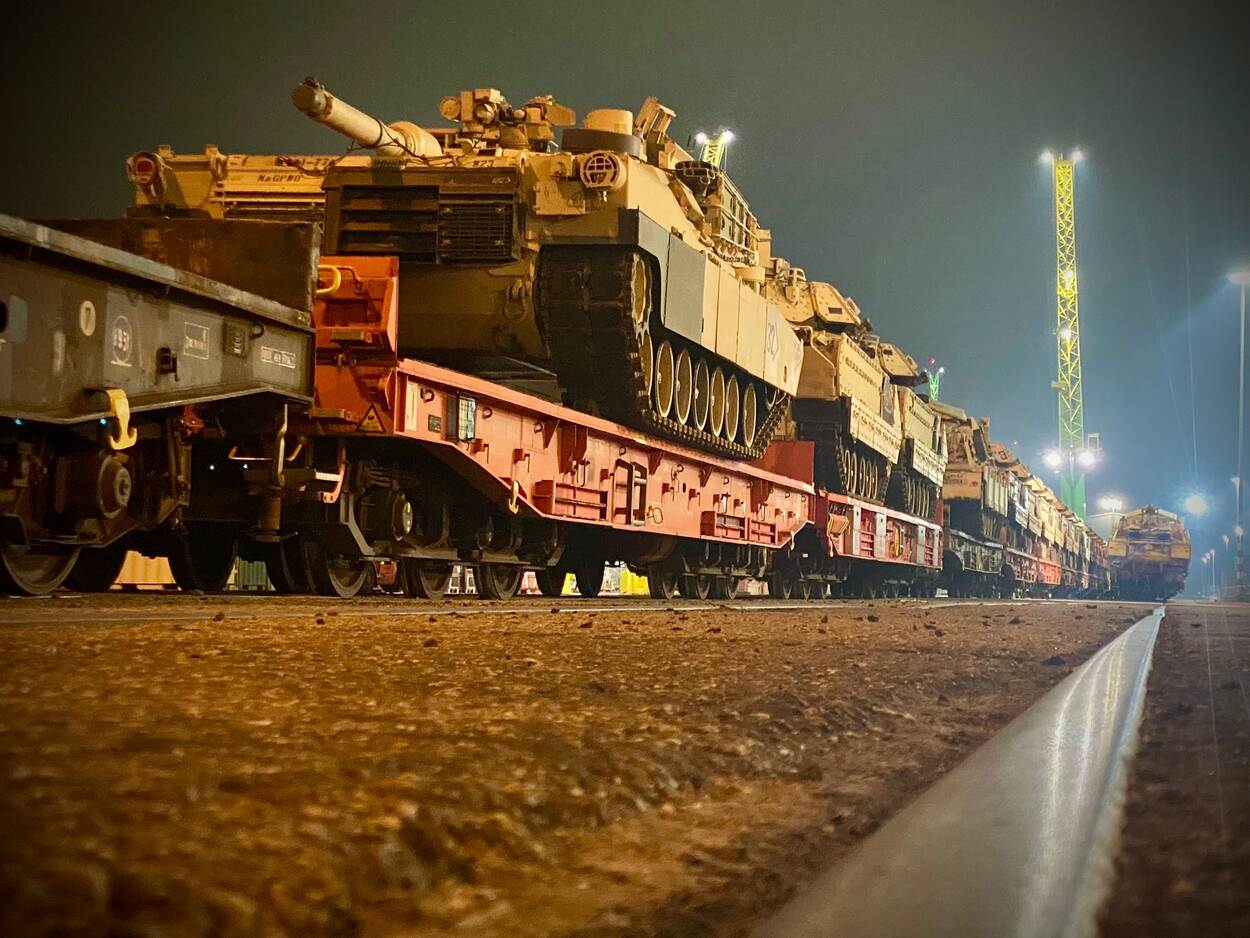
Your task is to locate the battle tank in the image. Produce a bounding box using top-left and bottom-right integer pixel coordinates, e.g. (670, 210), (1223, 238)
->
(1107, 505), (1192, 600)
(290, 78), (804, 460)
(767, 249), (943, 515)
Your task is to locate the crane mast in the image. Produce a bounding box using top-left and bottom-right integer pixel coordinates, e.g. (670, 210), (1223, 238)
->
(1050, 153), (1087, 517)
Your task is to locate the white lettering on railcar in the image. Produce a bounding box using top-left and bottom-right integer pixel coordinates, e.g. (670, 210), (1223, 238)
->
(183, 322), (210, 360)
(260, 346), (297, 370)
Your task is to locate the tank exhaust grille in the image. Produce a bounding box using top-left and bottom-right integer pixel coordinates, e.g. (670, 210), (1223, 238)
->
(337, 185), (439, 258)
(333, 185), (514, 263)
(437, 199), (514, 263)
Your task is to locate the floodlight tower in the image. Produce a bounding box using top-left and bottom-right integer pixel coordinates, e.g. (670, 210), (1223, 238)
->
(1042, 149), (1089, 517)
(694, 129), (734, 169)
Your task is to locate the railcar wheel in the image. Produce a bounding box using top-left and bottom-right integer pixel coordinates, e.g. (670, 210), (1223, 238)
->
(692, 358), (711, 431)
(573, 557), (605, 598)
(679, 573), (712, 600)
(674, 349), (694, 425)
(306, 543), (372, 599)
(536, 567), (567, 597)
(768, 573), (793, 600)
(710, 576), (739, 600)
(169, 523), (238, 593)
(654, 341), (676, 418)
(66, 540), (129, 593)
(647, 566), (679, 599)
(0, 545), (80, 596)
(399, 560), (453, 600)
(793, 577), (813, 600)
(709, 368), (726, 437)
(265, 538), (316, 594)
(476, 563), (523, 600)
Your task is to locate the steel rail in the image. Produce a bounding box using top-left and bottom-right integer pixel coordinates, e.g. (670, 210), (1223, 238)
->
(754, 607), (1165, 938)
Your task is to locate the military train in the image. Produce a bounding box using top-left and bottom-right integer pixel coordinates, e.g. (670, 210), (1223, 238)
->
(1, 80), (1112, 599)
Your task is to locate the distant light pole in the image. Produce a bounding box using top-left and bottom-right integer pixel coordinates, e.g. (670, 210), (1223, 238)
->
(1231, 268), (1250, 592)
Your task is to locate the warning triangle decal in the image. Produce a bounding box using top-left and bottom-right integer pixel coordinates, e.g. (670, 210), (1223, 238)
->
(357, 405), (386, 433)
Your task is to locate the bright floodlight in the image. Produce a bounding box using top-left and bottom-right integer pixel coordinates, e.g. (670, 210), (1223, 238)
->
(938, 366), (945, 374)
(1097, 496), (1123, 513)
(1184, 493), (1209, 516)
(1059, 326), (1073, 340)
(1237, 524), (1245, 538)
(1077, 449), (1097, 469)
(1070, 148), (1085, 163)
(694, 131), (709, 145)
(1224, 534), (1231, 545)
(719, 130), (735, 144)
(1044, 449), (1063, 469)
(1040, 150), (1055, 165)
(1230, 269), (1250, 287)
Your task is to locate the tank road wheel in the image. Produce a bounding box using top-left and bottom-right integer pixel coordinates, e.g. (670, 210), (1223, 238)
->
(399, 560), (454, 600)
(629, 252), (650, 326)
(265, 538), (316, 594)
(535, 567), (567, 597)
(693, 358), (711, 431)
(679, 573), (713, 600)
(674, 348), (694, 426)
(647, 565), (679, 599)
(709, 367), (726, 437)
(639, 333), (655, 397)
(0, 545), (80, 596)
(741, 382), (759, 450)
(169, 523), (238, 593)
(768, 573), (794, 600)
(66, 540), (129, 593)
(573, 557), (606, 598)
(654, 340), (676, 419)
(306, 543), (372, 599)
(476, 563), (523, 600)
(725, 375), (741, 442)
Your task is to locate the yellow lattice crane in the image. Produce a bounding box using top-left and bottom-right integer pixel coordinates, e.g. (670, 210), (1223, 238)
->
(1042, 149), (1093, 517)
(694, 129), (734, 168)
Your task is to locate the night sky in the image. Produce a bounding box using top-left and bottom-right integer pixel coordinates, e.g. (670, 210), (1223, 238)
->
(4, 1), (1249, 577)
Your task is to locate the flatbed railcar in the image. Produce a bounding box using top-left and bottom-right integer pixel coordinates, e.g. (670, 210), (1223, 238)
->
(0, 215), (315, 595)
(0, 229), (944, 598)
(253, 255), (941, 600)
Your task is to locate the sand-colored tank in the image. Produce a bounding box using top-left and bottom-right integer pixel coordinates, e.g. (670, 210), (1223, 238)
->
(1107, 505), (1192, 600)
(290, 78), (804, 460)
(772, 256), (944, 513)
(930, 402), (1009, 540)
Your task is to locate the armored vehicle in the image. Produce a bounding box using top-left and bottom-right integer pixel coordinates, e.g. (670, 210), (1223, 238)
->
(292, 78), (803, 459)
(770, 252), (943, 513)
(1107, 505), (1192, 600)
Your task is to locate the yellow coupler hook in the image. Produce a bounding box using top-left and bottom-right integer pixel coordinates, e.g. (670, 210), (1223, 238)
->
(104, 388), (138, 450)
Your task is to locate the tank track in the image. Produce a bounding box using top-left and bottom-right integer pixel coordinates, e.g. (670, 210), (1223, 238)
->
(537, 245), (787, 461)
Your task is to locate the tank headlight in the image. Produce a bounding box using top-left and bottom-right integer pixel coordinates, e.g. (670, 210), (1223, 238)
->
(578, 150), (625, 190)
(127, 152), (164, 193)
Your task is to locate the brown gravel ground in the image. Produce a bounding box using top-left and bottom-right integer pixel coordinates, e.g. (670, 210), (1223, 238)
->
(0, 595), (1145, 937)
(1100, 601), (1250, 937)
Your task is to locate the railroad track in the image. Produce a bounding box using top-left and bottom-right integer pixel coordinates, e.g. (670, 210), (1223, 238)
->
(0, 594), (1156, 626)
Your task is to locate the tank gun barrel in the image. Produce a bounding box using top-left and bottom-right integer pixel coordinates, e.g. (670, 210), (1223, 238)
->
(291, 77), (442, 158)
